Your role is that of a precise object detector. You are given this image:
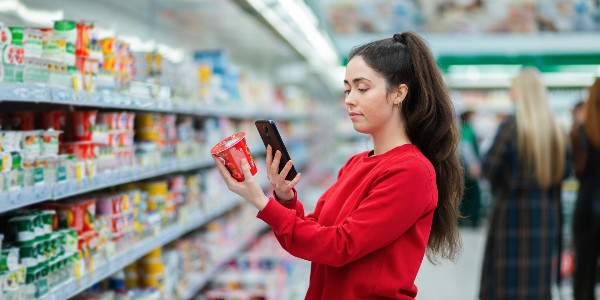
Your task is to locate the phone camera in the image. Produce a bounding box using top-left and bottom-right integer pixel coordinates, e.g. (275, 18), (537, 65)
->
(263, 126), (271, 140)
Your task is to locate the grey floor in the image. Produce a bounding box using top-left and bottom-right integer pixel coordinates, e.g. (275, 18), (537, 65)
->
(415, 226), (487, 300)
(284, 224), (586, 300)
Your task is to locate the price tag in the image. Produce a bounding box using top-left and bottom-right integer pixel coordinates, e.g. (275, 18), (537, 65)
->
(72, 74), (80, 98)
(75, 256), (82, 284)
(76, 163), (83, 185)
(122, 194), (130, 211)
(33, 167), (44, 185)
(56, 165), (67, 182)
(89, 256), (95, 277)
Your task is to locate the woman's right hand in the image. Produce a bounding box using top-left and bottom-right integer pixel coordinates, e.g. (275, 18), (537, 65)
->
(266, 145), (301, 202)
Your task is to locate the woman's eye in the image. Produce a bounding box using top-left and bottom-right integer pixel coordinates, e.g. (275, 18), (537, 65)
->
(358, 88), (367, 93)
(343, 90), (350, 96)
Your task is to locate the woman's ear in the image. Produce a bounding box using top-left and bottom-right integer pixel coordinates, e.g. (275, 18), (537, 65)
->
(394, 84), (408, 104)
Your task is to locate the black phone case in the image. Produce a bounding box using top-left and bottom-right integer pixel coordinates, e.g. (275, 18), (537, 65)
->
(255, 120), (298, 181)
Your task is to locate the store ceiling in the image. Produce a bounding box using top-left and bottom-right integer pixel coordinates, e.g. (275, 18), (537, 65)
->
(307, 0), (600, 57)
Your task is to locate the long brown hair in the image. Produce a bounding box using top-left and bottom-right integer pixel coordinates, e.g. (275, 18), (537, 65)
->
(512, 68), (566, 188)
(584, 78), (600, 149)
(349, 32), (463, 262)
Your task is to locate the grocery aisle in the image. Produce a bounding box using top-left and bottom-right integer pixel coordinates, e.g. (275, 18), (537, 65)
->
(416, 226), (487, 300)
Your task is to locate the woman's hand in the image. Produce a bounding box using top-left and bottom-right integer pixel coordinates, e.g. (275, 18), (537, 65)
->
(266, 145), (301, 202)
(213, 156), (269, 210)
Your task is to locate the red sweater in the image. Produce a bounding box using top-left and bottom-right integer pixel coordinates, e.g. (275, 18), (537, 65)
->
(257, 144), (437, 299)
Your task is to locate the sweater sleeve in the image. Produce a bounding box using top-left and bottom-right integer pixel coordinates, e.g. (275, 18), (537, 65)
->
(257, 159), (435, 267)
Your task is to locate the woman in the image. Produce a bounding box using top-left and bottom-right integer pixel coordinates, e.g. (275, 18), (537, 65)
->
(571, 78), (600, 300)
(213, 32), (463, 299)
(479, 68), (568, 299)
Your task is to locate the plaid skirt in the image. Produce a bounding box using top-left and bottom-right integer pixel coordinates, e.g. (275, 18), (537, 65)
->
(479, 186), (561, 300)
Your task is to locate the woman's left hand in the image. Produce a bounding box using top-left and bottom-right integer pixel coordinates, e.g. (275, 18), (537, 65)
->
(213, 156), (270, 210)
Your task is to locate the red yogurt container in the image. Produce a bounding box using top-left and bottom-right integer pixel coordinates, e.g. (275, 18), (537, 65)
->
(211, 132), (257, 182)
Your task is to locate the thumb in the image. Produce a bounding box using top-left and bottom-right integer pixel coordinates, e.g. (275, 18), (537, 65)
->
(240, 159), (254, 182)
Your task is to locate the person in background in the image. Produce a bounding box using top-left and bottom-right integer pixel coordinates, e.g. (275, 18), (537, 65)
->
(213, 32), (464, 299)
(459, 109), (482, 228)
(479, 67), (568, 299)
(570, 78), (600, 300)
(572, 100), (585, 128)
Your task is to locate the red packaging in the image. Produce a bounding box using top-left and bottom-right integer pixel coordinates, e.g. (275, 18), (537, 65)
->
(54, 203), (84, 233)
(98, 112), (118, 130)
(70, 110), (97, 141)
(75, 21), (92, 56)
(61, 141), (97, 159)
(41, 110), (67, 131)
(79, 199), (97, 232)
(118, 131), (135, 147)
(211, 132), (257, 182)
(10, 111), (36, 130)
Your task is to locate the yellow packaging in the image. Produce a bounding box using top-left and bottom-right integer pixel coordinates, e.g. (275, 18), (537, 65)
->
(145, 181), (167, 197)
(143, 248), (161, 260)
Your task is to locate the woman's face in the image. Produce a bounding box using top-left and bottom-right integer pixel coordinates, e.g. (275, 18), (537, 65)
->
(343, 56), (397, 134)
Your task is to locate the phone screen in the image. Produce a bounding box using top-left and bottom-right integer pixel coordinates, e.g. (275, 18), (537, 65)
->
(255, 120), (298, 181)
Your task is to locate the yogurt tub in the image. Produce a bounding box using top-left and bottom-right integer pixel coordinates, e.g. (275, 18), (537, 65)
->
(1, 152), (12, 173)
(60, 229), (78, 254)
(8, 215), (36, 243)
(1, 131), (23, 152)
(0, 248), (19, 272)
(18, 244), (37, 267)
(39, 210), (55, 235)
(21, 130), (41, 155)
(39, 130), (61, 155)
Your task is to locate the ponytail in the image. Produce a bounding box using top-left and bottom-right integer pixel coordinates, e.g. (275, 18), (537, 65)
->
(349, 32), (463, 262)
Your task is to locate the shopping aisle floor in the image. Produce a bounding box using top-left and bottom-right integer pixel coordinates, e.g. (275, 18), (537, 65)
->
(415, 226), (487, 300)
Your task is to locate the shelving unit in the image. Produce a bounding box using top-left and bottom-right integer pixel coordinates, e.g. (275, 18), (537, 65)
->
(0, 83), (308, 121)
(179, 223), (269, 300)
(0, 80), (308, 299)
(0, 147), (271, 214)
(37, 196), (248, 300)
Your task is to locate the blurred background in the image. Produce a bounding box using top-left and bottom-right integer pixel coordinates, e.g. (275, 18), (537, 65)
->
(0, 0), (597, 299)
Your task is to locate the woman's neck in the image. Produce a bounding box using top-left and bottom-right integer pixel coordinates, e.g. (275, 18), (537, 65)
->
(370, 121), (412, 156)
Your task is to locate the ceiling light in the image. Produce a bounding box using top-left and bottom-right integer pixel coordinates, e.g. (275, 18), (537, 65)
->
(0, 0), (63, 26)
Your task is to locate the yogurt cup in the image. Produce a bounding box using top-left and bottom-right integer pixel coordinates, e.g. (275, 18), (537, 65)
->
(211, 132), (257, 182)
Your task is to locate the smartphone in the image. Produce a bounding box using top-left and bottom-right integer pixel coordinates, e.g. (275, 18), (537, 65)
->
(255, 120), (298, 181)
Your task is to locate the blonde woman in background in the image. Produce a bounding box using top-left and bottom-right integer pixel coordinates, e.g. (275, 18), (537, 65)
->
(479, 67), (569, 299)
(570, 78), (600, 300)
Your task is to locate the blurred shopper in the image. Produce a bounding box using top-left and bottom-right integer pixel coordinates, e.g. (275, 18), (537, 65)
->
(572, 100), (585, 128)
(459, 110), (482, 228)
(571, 78), (600, 300)
(214, 32), (463, 299)
(479, 68), (568, 299)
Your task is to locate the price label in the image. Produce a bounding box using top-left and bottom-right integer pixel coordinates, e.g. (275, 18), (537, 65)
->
(72, 74), (80, 98)
(56, 166), (67, 182)
(33, 167), (44, 184)
(76, 163), (83, 184)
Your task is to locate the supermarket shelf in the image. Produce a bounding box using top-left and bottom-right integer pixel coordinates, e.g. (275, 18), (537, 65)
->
(0, 144), (268, 214)
(39, 197), (245, 300)
(0, 83), (308, 120)
(0, 156), (214, 214)
(181, 223), (269, 300)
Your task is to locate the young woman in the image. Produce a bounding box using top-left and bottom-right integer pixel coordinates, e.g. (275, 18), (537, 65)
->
(570, 78), (600, 300)
(213, 32), (463, 299)
(479, 68), (568, 299)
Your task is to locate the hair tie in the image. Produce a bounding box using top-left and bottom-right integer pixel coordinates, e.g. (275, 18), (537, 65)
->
(393, 33), (404, 44)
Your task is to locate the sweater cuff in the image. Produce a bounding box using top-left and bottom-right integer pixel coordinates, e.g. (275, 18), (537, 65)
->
(273, 188), (298, 209)
(257, 198), (292, 233)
